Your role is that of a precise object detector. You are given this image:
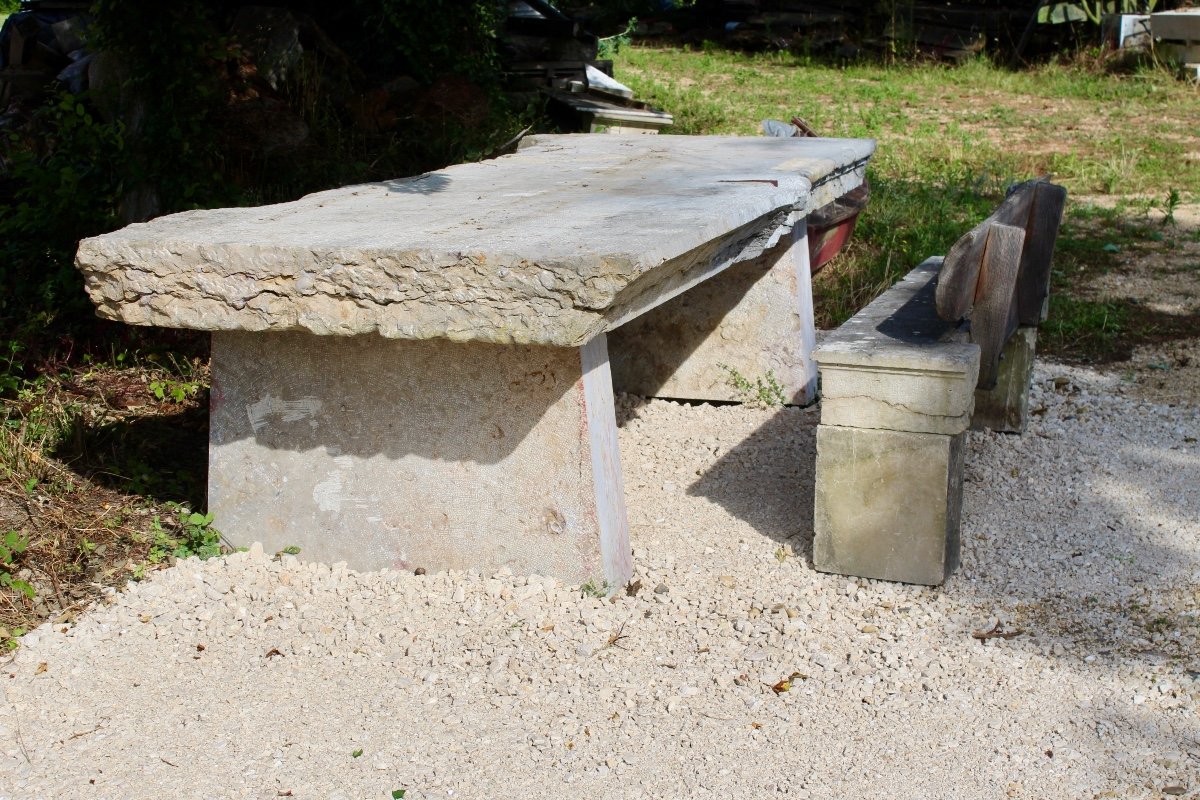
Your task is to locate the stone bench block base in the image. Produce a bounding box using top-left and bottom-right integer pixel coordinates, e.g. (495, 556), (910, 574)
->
(208, 330), (631, 587)
(609, 215), (818, 405)
(972, 325), (1037, 434)
(812, 425), (964, 585)
(811, 259), (978, 586)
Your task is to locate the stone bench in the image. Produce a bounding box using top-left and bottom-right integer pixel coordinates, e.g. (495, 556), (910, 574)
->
(76, 133), (874, 588)
(812, 178), (1066, 585)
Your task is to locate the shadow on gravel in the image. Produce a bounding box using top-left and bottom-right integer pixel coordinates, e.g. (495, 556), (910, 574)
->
(688, 407), (820, 563)
(691, 392), (1200, 789)
(691, 390), (1200, 668)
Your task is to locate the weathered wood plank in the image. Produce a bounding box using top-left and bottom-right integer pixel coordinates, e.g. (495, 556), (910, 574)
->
(936, 178), (1066, 332)
(971, 223), (1025, 389)
(1015, 181), (1067, 325)
(935, 223), (991, 322)
(935, 182), (1035, 322)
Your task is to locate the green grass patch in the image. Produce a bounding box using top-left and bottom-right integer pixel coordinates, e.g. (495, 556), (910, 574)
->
(1042, 297), (1200, 364)
(1042, 297), (1127, 361)
(614, 47), (1198, 196)
(614, 46), (1199, 357)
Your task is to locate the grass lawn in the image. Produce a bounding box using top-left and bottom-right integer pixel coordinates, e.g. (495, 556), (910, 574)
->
(613, 47), (1200, 340)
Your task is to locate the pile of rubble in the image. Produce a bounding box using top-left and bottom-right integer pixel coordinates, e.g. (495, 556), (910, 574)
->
(0, 1), (92, 106)
(504, 0), (673, 133)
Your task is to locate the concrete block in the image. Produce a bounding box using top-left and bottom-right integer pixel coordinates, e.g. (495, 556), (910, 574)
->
(609, 213), (818, 405)
(972, 325), (1037, 434)
(208, 330), (631, 586)
(813, 425), (964, 586)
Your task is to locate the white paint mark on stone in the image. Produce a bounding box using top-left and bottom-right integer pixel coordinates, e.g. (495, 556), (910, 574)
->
(313, 456), (355, 513)
(246, 394), (323, 433)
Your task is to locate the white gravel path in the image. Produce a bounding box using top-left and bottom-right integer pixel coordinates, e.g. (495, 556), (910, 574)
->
(2, 362), (1197, 800)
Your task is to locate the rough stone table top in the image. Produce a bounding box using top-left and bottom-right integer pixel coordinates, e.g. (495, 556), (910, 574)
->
(76, 134), (874, 347)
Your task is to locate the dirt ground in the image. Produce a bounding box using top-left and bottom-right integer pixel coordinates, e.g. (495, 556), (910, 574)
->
(1073, 198), (1200, 405)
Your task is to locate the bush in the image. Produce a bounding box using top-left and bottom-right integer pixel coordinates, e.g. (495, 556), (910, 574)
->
(0, 93), (126, 331)
(0, 0), (528, 351)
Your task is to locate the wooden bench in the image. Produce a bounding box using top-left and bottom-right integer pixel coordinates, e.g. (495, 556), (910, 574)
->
(811, 178), (1066, 585)
(76, 133), (873, 587)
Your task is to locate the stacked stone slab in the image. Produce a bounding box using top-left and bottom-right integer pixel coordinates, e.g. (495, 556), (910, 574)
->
(812, 259), (979, 585)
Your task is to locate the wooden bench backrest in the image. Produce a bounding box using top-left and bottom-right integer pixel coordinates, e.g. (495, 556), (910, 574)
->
(934, 178), (1067, 389)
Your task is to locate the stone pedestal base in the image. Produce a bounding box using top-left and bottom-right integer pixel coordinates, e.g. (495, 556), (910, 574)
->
(811, 260), (978, 586)
(972, 325), (1037, 434)
(208, 331), (631, 586)
(812, 425), (964, 585)
(608, 215), (817, 405)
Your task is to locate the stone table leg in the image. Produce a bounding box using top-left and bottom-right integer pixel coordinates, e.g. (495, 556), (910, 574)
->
(607, 212), (818, 405)
(208, 330), (631, 587)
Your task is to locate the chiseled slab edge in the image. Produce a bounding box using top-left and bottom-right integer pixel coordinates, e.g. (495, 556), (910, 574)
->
(819, 361), (978, 435)
(77, 135), (873, 346)
(77, 207), (798, 349)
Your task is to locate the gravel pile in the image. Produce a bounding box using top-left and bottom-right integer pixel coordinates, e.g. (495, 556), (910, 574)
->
(2, 362), (1197, 799)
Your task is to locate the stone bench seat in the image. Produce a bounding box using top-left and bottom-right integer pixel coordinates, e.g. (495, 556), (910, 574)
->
(812, 178), (1066, 585)
(812, 259), (978, 585)
(76, 133), (874, 588)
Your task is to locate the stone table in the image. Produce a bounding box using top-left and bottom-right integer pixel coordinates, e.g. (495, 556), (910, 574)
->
(76, 133), (874, 586)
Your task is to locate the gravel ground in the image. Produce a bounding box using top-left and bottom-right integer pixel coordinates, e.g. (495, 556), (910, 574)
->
(1, 361), (1198, 800)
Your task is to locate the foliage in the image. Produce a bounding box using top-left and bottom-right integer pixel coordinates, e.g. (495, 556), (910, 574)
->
(1159, 188), (1181, 227)
(1041, 297), (1125, 357)
(352, 0), (502, 84)
(718, 364), (787, 408)
(579, 578), (610, 597)
(147, 507), (223, 564)
(0, 531), (35, 601)
(148, 377), (202, 404)
(1, 0), (532, 350)
(613, 46), (1197, 353)
(89, 0), (238, 214)
(598, 18), (638, 60)
(0, 340), (22, 396)
(1071, 0), (1159, 25)
(0, 1), (235, 346)
(0, 93), (127, 329)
